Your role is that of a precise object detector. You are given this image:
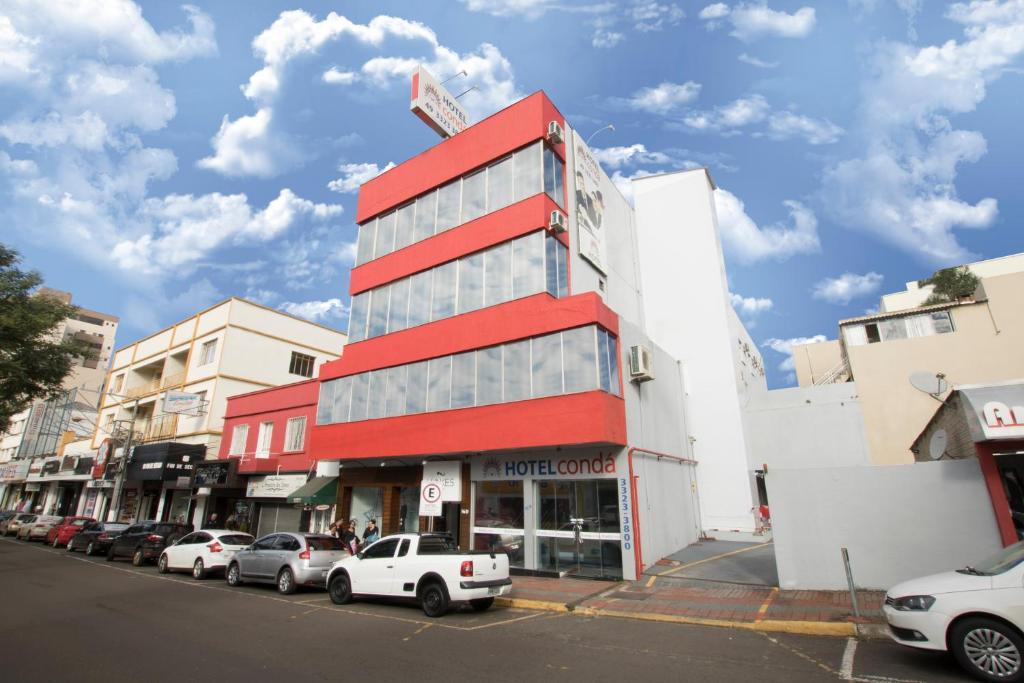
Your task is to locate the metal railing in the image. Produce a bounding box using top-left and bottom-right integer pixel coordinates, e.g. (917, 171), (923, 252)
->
(122, 378), (162, 399)
(135, 413), (179, 444)
(814, 359), (850, 385)
(160, 372), (185, 388)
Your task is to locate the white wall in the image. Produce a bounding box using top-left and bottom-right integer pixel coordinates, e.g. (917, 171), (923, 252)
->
(745, 383), (871, 470)
(633, 452), (700, 569)
(880, 251), (1024, 312)
(769, 459), (1002, 590)
(633, 169), (757, 532)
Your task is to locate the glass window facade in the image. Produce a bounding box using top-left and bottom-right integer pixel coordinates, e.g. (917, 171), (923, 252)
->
(354, 141), (565, 266)
(348, 232), (569, 342)
(317, 325), (621, 425)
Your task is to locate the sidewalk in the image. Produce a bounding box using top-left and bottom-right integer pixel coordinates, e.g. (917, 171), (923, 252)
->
(497, 574), (885, 638)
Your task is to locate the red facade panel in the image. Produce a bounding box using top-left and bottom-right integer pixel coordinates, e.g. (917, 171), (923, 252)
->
(310, 391), (626, 461)
(356, 91), (566, 223)
(218, 379), (318, 474)
(318, 292), (620, 380)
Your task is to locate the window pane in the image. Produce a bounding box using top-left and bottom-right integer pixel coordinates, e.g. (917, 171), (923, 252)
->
(563, 326), (598, 393)
(407, 270), (432, 328)
(597, 330), (612, 393)
(608, 335), (620, 396)
(544, 147), (565, 207)
(317, 381), (335, 425)
(503, 340), (530, 402)
(332, 376), (352, 423)
(476, 346), (502, 406)
(385, 365), (407, 417)
(414, 190), (437, 243)
(553, 152), (564, 208)
(461, 169), (487, 224)
(374, 212), (396, 258)
(488, 156), (514, 213)
(531, 332), (563, 398)
(366, 370), (386, 419)
(395, 203), (415, 251)
(387, 278), (410, 334)
(545, 234), (559, 297)
(512, 232), (544, 298)
(556, 239), (568, 297)
(484, 242), (512, 307)
(356, 220), (376, 265)
(349, 373), (369, 421)
(427, 356), (452, 412)
(457, 252), (484, 314)
(431, 261), (456, 320)
(451, 352), (476, 409)
(436, 180), (461, 232)
(931, 311), (953, 334)
(348, 292), (369, 343)
(368, 286), (390, 338)
(405, 361), (428, 414)
(514, 142), (542, 202)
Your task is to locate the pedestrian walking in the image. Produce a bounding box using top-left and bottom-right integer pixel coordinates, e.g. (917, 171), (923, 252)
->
(206, 512), (221, 529)
(342, 519), (360, 555)
(362, 519), (380, 545)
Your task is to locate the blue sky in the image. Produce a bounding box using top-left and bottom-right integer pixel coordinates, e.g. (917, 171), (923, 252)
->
(1, 1), (1021, 388)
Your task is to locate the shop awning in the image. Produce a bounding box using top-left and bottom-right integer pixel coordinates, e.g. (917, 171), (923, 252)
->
(287, 477), (337, 505)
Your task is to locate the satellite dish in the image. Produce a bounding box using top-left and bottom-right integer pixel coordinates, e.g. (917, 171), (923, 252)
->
(910, 371), (948, 396)
(928, 429), (948, 460)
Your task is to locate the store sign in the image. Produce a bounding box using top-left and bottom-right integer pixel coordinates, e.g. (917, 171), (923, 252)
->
(473, 452), (618, 481)
(410, 65), (470, 139)
(421, 461), (462, 502)
(572, 132), (608, 275)
(61, 456), (77, 472)
(959, 385), (1024, 441)
(164, 391), (202, 415)
(420, 481), (443, 517)
(0, 460), (30, 482)
(192, 461), (234, 488)
(87, 480), (114, 489)
(619, 477), (633, 553)
(246, 474), (307, 498)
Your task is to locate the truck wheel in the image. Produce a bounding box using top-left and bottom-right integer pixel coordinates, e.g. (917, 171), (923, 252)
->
(329, 573), (353, 605)
(277, 567), (296, 595)
(420, 582), (450, 618)
(470, 597), (495, 612)
(951, 617), (1024, 683)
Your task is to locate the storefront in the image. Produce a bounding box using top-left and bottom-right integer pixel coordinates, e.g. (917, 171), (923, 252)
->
(245, 473), (309, 537)
(120, 442), (202, 523)
(0, 460), (31, 511)
(189, 459), (246, 529)
(470, 448), (629, 579)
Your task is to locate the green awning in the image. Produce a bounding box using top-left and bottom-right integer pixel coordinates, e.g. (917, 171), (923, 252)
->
(287, 476), (338, 505)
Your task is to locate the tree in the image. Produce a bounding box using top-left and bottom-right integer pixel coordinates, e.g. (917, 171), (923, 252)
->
(0, 244), (89, 434)
(921, 265), (980, 305)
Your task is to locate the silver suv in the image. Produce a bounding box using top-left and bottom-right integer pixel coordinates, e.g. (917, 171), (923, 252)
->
(225, 532), (347, 594)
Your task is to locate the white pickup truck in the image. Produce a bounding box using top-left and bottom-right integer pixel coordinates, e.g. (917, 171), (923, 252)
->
(325, 533), (512, 617)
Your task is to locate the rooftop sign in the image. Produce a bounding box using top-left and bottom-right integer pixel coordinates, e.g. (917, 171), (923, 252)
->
(410, 65), (470, 139)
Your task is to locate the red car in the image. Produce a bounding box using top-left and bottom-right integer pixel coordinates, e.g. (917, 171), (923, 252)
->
(46, 516), (96, 548)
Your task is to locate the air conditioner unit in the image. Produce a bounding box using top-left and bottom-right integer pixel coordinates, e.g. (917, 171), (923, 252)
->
(547, 121), (565, 145)
(629, 345), (654, 382)
(549, 210), (567, 233)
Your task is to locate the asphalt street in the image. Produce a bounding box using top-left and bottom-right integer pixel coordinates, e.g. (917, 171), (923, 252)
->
(0, 537), (971, 682)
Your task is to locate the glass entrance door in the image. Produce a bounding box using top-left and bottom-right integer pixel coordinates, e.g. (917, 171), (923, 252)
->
(536, 479), (622, 578)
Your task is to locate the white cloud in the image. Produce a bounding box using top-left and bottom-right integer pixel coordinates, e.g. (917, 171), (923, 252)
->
(682, 94), (842, 144)
(821, 4), (1023, 263)
(730, 292), (774, 316)
(322, 67), (358, 85)
(0, 111), (108, 150)
(592, 144), (674, 169)
(762, 334), (827, 375)
(198, 108), (303, 177)
(619, 81), (702, 114)
(684, 94), (770, 130)
(737, 53), (778, 68)
(327, 161), (397, 194)
(279, 298), (349, 324)
(631, 2), (685, 31)
(767, 110), (844, 144)
(714, 189), (820, 264)
(459, 0), (614, 19)
(701, 3), (816, 41)
(592, 28), (625, 48)
(812, 272), (884, 305)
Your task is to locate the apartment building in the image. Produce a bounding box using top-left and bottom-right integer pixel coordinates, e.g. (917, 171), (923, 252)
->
(793, 252), (1024, 464)
(88, 298), (345, 525)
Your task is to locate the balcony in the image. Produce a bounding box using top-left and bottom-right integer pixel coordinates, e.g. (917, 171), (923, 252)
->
(161, 372), (185, 389)
(136, 414), (179, 444)
(123, 379), (162, 399)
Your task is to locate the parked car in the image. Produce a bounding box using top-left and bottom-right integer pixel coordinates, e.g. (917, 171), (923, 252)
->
(158, 530), (255, 579)
(3, 513), (36, 537)
(46, 516), (96, 547)
(106, 521), (193, 566)
(225, 532), (348, 594)
(885, 540), (1024, 682)
(68, 521), (129, 555)
(325, 533), (511, 617)
(0, 511), (20, 534)
(19, 515), (63, 541)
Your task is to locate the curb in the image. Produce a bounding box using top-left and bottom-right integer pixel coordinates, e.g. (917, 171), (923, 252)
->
(494, 596), (569, 612)
(574, 607), (858, 637)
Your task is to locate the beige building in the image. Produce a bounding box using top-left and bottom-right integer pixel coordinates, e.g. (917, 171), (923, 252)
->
(794, 252), (1024, 464)
(90, 297), (346, 523)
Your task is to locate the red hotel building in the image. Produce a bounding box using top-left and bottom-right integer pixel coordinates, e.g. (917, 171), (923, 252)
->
(220, 89), (759, 581)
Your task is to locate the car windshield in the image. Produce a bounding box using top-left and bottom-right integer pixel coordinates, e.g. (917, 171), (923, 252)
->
(967, 541), (1024, 575)
(417, 536), (459, 554)
(305, 536), (344, 551)
(71, 519), (90, 527)
(219, 534), (254, 546)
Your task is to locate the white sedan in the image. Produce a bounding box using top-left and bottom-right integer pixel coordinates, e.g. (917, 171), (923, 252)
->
(885, 541), (1024, 682)
(158, 530), (255, 580)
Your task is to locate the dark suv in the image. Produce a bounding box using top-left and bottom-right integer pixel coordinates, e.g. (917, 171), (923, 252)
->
(107, 521), (193, 566)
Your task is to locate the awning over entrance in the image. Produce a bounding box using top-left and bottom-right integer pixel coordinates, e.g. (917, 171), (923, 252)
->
(911, 380), (1024, 461)
(287, 476), (337, 505)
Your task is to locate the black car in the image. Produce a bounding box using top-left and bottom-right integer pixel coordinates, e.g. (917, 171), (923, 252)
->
(67, 521), (130, 556)
(107, 521), (193, 566)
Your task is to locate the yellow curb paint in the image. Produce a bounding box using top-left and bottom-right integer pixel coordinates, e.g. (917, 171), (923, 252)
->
(754, 587), (779, 623)
(653, 541), (774, 581)
(645, 574), (657, 588)
(574, 607), (856, 638)
(494, 597), (569, 613)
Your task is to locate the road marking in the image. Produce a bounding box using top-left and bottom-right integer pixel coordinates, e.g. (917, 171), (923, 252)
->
(404, 622), (433, 641)
(840, 637), (857, 680)
(754, 587), (779, 623)
(646, 541), (773, 586)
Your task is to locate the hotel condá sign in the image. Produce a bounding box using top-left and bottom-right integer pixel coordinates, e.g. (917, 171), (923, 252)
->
(410, 65), (470, 139)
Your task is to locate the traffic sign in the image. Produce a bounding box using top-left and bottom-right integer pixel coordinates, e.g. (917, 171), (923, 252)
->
(421, 482), (443, 517)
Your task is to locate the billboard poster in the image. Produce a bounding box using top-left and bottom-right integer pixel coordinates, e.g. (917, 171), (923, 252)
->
(571, 133), (608, 275)
(164, 391), (202, 415)
(410, 65), (470, 139)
